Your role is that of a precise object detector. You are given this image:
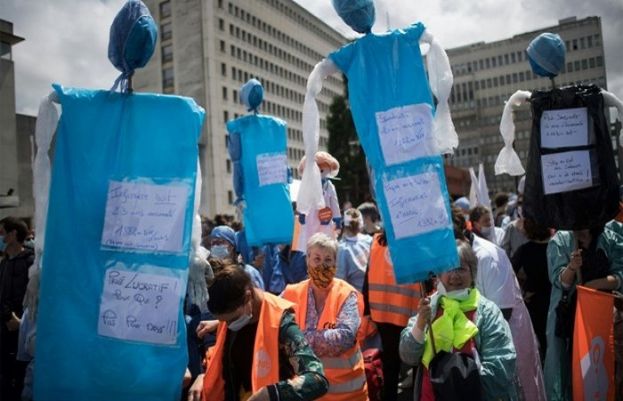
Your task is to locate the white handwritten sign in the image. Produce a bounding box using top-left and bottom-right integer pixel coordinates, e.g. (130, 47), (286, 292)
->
(101, 181), (189, 253)
(376, 104), (435, 166)
(98, 266), (183, 345)
(541, 150), (594, 194)
(256, 153), (287, 186)
(383, 172), (449, 239)
(541, 107), (589, 148)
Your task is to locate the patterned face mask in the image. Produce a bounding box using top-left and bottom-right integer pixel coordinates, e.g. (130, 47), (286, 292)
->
(307, 263), (337, 288)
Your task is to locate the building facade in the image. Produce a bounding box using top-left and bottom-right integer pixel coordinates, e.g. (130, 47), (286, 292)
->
(445, 16), (611, 193)
(0, 20), (34, 221)
(134, 0), (347, 216)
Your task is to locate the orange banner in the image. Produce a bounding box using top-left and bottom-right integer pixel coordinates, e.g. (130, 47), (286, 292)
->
(572, 285), (616, 401)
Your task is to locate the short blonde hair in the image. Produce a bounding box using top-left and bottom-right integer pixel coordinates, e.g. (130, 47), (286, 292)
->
(306, 232), (338, 256)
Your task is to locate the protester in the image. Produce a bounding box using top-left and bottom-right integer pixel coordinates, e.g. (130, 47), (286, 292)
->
(363, 231), (423, 401)
(399, 240), (517, 401)
(469, 206), (505, 246)
(188, 264), (328, 401)
(282, 233), (368, 401)
(0, 217), (33, 401)
(357, 202), (381, 236)
(544, 223), (623, 401)
(454, 208), (546, 401)
(209, 225), (264, 289)
(336, 208), (372, 292)
(493, 192), (510, 227)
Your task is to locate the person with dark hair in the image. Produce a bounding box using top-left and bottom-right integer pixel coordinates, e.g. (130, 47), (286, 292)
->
(544, 223), (623, 401)
(336, 208), (372, 292)
(493, 192), (510, 227)
(362, 230), (424, 401)
(0, 217), (34, 401)
(188, 265), (328, 401)
(469, 206), (505, 246)
(510, 218), (553, 362)
(356, 202), (381, 236)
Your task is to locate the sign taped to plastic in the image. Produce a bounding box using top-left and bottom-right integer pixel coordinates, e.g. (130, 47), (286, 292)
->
(98, 265), (183, 345)
(101, 180), (189, 253)
(541, 150), (594, 194)
(256, 153), (287, 186)
(383, 171), (449, 239)
(375, 104), (435, 166)
(540, 107), (589, 149)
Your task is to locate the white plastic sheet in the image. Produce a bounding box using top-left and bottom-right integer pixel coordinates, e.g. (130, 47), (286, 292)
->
(297, 58), (339, 214)
(421, 30), (458, 155)
(602, 89), (623, 146)
(494, 90), (532, 176)
(187, 160), (210, 312)
(24, 92), (59, 321)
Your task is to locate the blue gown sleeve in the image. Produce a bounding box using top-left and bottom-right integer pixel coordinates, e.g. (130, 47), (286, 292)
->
(402, 22), (426, 44)
(328, 42), (355, 75)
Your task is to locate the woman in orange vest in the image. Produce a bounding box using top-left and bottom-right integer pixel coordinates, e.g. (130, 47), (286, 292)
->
(362, 232), (424, 401)
(187, 264), (329, 401)
(282, 233), (369, 401)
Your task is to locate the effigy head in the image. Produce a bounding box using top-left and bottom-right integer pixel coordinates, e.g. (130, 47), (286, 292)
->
(527, 32), (566, 78)
(332, 0), (375, 34)
(240, 79), (264, 112)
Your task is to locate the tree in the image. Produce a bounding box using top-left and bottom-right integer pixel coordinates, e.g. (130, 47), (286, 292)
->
(326, 77), (370, 207)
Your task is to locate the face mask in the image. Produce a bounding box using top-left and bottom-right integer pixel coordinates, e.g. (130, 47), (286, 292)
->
(446, 289), (471, 301)
(210, 244), (230, 260)
(24, 239), (35, 249)
(308, 263), (336, 288)
(480, 226), (493, 237)
(228, 301), (253, 332)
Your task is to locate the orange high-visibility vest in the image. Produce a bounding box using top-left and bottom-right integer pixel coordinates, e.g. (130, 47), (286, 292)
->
(282, 279), (368, 401)
(368, 235), (422, 327)
(202, 292), (294, 401)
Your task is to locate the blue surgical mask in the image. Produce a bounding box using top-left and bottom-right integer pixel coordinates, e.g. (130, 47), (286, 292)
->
(210, 244), (230, 260)
(0, 236), (5, 253)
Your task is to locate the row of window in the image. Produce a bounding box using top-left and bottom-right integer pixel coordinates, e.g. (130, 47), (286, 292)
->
(223, 41), (340, 101)
(160, 2), (174, 93)
(221, 0), (339, 67)
(451, 57), (604, 104)
(224, 64), (330, 114)
(451, 33), (601, 76)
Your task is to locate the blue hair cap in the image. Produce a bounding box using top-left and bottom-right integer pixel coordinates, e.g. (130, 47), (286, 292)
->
(332, 0), (375, 34)
(526, 33), (566, 78)
(108, 0), (157, 90)
(240, 79), (264, 112)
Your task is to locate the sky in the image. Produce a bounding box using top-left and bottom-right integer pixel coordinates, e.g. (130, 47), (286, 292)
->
(2, 0), (622, 115)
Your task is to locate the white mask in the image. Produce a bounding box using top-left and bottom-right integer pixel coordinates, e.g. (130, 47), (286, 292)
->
(228, 300), (253, 332)
(480, 226), (493, 237)
(446, 289), (471, 301)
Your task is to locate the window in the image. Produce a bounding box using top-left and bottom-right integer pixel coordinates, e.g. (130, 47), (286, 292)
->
(589, 57), (596, 69)
(580, 37), (585, 49)
(221, 62), (227, 76)
(504, 54), (509, 65)
(572, 39), (578, 50)
(519, 71), (525, 82)
(492, 57), (497, 68)
(162, 67), (174, 89)
(219, 18), (224, 30)
(517, 51), (523, 62)
(226, 159), (232, 173)
(222, 87), (228, 101)
(218, 0), (223, 8)
(0, 41), (12, 60)
(161, 22), (172, 41)
(479, 60), (484, 69)
(161, 44), (173, 63)
(228, 190), (234, 204)
(485, 58), (490, 69)
(223, 110), (229, 122)
(493, 77), (498, 87)
(587, 36), (593, 48)
(512, 73), (518, 83)
(160, 1), (171, 18)
(220, 40), (225, 52)
(567, 62), (573, 73)
(511, 52), (516, 63)
(582, 59), (588, 70)
(574, 60), (580, 71)
(596, 56), (603, 67)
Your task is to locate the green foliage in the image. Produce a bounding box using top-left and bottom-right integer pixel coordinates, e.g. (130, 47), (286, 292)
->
(326, 80), (370, 207)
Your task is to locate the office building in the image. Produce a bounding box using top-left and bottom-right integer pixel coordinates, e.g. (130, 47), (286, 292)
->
(134, 0), (347, 215)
